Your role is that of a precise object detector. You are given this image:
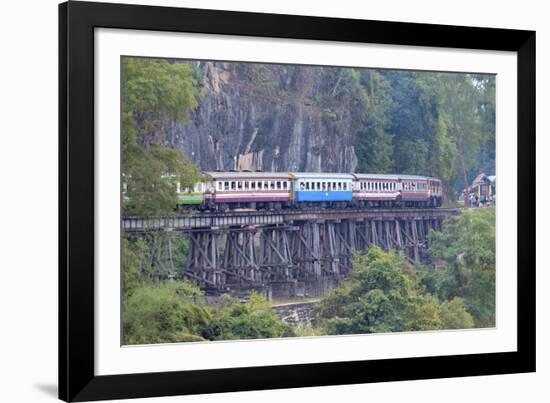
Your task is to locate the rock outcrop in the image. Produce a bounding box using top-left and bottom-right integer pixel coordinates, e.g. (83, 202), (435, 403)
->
(165, 61), (364, 173)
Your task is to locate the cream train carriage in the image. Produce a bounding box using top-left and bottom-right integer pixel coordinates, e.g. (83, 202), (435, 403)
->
(171, 171), (443, 211)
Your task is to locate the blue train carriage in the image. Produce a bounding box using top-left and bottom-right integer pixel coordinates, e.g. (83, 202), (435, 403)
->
(290, 172), (354, 207)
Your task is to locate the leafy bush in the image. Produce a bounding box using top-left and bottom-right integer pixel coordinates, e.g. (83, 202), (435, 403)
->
(426, 208), (495, 327)
(315, 247), (445, 335)
(123, 280), (209, 345)
(439, 297), (475, 329)
(201, 292), (295, 341)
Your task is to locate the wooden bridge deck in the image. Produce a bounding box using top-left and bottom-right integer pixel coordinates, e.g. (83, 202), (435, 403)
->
(122, 208), (458, 232)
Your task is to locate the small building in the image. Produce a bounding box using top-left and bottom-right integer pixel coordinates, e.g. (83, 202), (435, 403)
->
(464, 173), (495, 206)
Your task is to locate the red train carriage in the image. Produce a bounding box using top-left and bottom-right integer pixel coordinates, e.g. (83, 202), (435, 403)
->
(398, 175), (430, 206)
(351, 174), (401, 207)
(203, 171), (293, 210)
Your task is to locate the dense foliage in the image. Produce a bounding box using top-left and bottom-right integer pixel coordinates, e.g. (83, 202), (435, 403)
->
(201, 293), (294, 341)
(423, 208), (496, 327)
(351, 70), (495, 197)
(122, 57), (203, 215)
(122, 238), (294, 344)
(314, 246), (474, 334)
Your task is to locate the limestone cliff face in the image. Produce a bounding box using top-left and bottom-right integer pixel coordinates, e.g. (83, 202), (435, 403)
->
(165, 61), (363, 173)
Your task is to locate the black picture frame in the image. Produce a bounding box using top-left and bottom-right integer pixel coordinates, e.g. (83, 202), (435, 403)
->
(59, 1), (536, 401)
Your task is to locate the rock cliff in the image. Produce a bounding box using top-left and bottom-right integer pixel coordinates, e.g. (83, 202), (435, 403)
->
(165, 61), (364, 173)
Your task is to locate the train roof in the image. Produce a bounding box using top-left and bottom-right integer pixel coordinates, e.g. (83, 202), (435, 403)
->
(203, 171), (292, 180)
(289, 172), (355, 180)
(353, 173), (442, 182)
(398, 174), (431, 181)
(200, 171), (441, 182)
(352, 173), (400, 180)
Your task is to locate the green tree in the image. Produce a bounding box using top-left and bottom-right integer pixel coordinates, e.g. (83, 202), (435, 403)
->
(315, 247), (444, 335)
(201, 292), (295, 341)
(354, 69), (394, 173)
(439, 297), (475, 329)
(122, 238), (143, 298)
(122, 57), (203, 215)
(123, 280), (210, 344)
(426, 208), (496, 327)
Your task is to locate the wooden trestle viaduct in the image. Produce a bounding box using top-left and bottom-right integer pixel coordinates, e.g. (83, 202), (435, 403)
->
(123, 208), (458, 297)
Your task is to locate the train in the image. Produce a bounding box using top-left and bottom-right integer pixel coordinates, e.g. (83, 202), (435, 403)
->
(172, 171), (443, 211)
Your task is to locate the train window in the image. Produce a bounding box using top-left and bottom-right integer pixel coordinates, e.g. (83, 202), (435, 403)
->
(276, 181), (281, 189)
(236, 181), (242, 190)
(230, 181), (235, 190)
(223, 181), (229, 190)
(282, 181), (287, 190)
(251, 181), (256, 190)
(217, 182), (222, 190)
(244, 181), (249, 190)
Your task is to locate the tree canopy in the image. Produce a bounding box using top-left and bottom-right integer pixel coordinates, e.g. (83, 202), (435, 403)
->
(122, 57), (203, 215)
(350, 70), (495, 198)
(314, 246), (474, 335)
(423, 208), (496, 327)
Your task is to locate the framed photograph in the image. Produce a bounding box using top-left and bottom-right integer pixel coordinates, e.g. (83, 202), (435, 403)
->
(59, 1), (535, 401)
